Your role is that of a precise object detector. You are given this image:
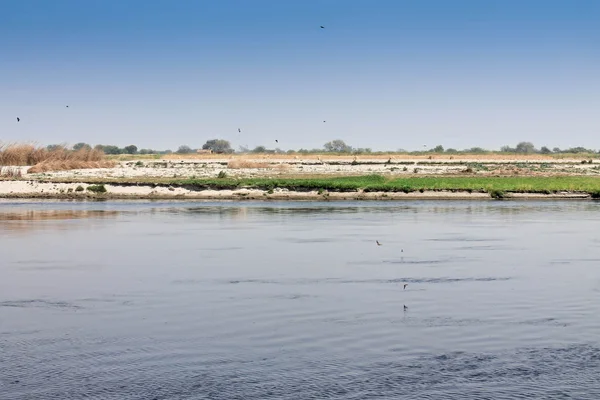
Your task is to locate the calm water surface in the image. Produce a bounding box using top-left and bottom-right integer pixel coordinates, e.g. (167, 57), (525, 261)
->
(1, 199), (600, 399)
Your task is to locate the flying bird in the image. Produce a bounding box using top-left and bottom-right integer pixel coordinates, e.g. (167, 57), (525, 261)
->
(16, 117), (20, 122)
(66, 105), (69, 108)
(403, 284), (408, 290)
(376, 240), (382, 246)
(323, 120), (326, 123)
(404, 305), (408, 311)
(275, 140), (278, 143)
(238, 128), (241, 133)
(320, 26), (325, 29)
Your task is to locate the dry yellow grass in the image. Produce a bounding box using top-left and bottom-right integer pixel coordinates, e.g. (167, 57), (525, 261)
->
(227, 160), (271, 169)
(27, 160), (116, 173)
(0, 142), (115, 173)
(226, 160), (292, 170)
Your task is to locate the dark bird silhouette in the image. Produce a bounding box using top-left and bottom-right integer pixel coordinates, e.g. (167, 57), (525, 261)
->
(320, 26), (325, 29)
(323, 120), (326, 123)
(376, 240), (382, 246)
(238, 128), (241, 133)
(66, 105), (69, 108)
(275, 139), (278, 143)
(403, 284), (408, 290)
(404, 305), (408, 311)
(16, 117), (20, 122)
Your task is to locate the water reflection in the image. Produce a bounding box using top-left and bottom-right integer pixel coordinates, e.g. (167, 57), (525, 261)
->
(0, 209), (119, 234)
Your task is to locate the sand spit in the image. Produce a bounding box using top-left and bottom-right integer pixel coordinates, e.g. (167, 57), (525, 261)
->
(13, 156), (600, 181)
(0, 180), (593, 200)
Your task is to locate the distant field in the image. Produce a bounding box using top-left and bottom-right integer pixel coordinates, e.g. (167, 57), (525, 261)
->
(106, 152), (600, 162)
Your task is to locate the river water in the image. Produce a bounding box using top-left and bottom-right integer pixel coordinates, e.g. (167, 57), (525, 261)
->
(1, 199), (600, 399)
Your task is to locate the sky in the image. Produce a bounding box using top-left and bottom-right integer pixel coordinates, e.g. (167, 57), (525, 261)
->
(1, 0), (599, 152)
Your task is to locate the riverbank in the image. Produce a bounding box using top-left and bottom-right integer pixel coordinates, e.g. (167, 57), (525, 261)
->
(1, 175), (599, 200)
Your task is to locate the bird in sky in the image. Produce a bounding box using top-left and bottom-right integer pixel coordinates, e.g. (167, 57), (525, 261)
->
(403, 284), (408, 290)
(275, 139), (278, 143)
(376, 240), (382, 246)
(320, 26), (325, 29)
(323, 120), (326, 123)
(16, 117), (20, 122)
(404, 305), (408, 311)
(238, 128), (241, 133)
(66, 105), (69, 108)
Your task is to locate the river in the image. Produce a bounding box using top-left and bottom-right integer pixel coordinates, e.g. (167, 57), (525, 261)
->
(1, 199), (600, 399)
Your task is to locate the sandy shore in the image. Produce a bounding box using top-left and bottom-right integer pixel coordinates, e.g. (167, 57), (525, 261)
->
(0, 180), (593, 200)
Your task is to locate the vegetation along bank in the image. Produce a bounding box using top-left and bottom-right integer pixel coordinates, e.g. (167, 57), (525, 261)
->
(1, 175), (600, 200)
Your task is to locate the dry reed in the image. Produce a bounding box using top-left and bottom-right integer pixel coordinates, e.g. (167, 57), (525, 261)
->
(0, 167), (23, 178)
(0, 142), (115, 173)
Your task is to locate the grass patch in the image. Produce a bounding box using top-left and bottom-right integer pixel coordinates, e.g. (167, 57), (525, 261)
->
(32, 175), (600, 196)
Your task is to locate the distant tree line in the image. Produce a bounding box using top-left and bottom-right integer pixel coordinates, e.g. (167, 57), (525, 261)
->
(46, 140), (600, 155)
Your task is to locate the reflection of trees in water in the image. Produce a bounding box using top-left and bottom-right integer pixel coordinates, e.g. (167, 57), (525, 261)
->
(0, 210), (119, 233)
(153, 202), (600, 221)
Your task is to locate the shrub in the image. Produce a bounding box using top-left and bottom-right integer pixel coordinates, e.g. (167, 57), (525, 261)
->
(488, 189), (505, 199)
(86, 184), (107, 193)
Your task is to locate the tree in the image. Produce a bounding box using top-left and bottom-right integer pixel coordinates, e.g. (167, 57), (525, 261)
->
(123, 145), (138, 155)
(540, 146), (551, 154)
(252, 145), (267, 153)
(46, 144), (63, 151)
(464, 147), (486, 154)
(323, 139), (352, 153)
(176, 145), (193, 154)
(566, 147), (590, 154)
(553, 147), (562, 153)
(73, 142), (91, 151)
(432, 145), (444, 153)
(139, 148), (154, 155)
(97, 145), (121, 155)
(515, 142), (536, 154)
(500, 145), (515, 152)
(203, 139), (233, 154)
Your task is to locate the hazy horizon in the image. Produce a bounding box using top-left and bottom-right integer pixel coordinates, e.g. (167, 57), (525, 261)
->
(2, 0), (599, 151)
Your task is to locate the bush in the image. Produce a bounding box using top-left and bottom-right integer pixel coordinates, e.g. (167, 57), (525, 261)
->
(488, 189), (505, 199)
(86, 184), (107, 193)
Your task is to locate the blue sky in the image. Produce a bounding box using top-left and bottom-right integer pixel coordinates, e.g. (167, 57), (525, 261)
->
(1, 0), (599, 151)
